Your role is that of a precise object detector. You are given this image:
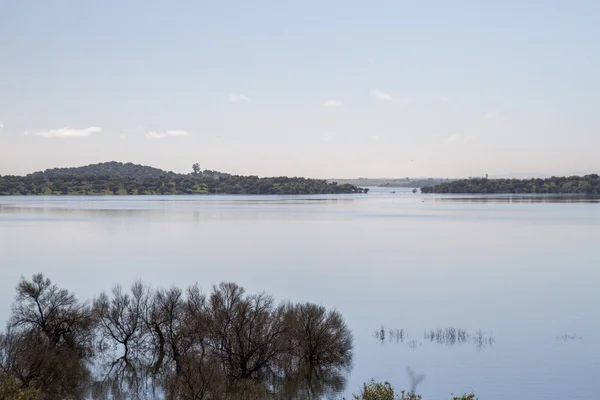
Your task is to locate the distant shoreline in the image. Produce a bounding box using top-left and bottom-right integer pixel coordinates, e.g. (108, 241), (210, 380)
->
(0, 161), (369, 196)
(420, 175), (600, 195)
(328, 178), (450, 188)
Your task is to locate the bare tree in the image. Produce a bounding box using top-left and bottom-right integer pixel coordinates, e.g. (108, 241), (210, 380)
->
(11, 273), (94, 354)
(1, 276), (355, 400)
(93, 281), (153, 393)
(144, 286), (192, 375)
(204, 283), (291, 383)
(1, 274), (93, 399)
(163, 352), (225, 400)
(288, 303), (353, 372)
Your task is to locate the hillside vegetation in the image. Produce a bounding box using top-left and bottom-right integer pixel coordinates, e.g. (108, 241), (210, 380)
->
(421, 175), (600, 194)
(0, 162), (368, 195)
(329, 178), (450, 188)
(36, 161), (177, 179)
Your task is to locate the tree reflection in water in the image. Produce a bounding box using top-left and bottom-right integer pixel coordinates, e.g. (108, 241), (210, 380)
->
(374, 326), (495, 351)
(0, 275), (353, 400)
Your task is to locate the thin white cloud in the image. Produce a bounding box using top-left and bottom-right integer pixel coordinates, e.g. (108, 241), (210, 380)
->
(120, 135), (127, 141)
(371, 134), (380, 141)
(24, 126), (102, 138)
(323, 100), (343, 107)
(0, 121), (4, 131)
(369, 89), (394, 101)
(446, 135), (458, 143)
(146, 130), (190, 139)
(484, 111), (498, 119)
(228, 93), (250, 103)
(164, 130), (189, 136)
(437, 95), (451, 103)
(147, 132), (168, 139)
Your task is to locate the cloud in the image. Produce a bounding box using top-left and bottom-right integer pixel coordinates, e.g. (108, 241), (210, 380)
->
(147, 132), (168, 139)
(371, 134), (380, 141)
(369, 89), (393, 101)
(323, 100), (343, 107)
(146, 130), (190, 139)
(228, 93), (250, 103)
(484, 111), (498, 119)
(437, 96), (452, 103)
(24, 126), (101, 138)
(0, 121), (4, 131)
(446, 135), (458, 143)
(120, 135), (127, 141)
(164, 130), (189, 136)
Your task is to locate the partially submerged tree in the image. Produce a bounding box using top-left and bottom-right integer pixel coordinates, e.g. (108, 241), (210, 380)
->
(204, 283), (291, 382)
(1, 274), (93, 399)
(92, 281), (155, 396)
(0, 274), (355, 399)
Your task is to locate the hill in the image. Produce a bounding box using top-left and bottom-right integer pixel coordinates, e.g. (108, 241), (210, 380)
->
(421, 175), (600, 194)
(0, 162), (367, 195)
(35, 161), (179, 179)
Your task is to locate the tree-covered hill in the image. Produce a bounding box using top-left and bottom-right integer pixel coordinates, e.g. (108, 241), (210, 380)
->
(0, 162), (368, 195)
(35, 161), (179, 179)
(421, 175), (600, 194)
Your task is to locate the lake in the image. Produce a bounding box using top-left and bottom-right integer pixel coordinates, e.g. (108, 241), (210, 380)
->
(1, 191), (599, 399)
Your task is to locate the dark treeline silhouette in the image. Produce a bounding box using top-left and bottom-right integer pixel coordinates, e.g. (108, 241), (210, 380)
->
(0, 162), (368, 195)
(421, 175), (600, 194)
(0, 274), (353, 400)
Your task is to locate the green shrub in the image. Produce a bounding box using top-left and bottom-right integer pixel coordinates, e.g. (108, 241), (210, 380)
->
(452, 394), (478, 400)
(352, 379), (478, 400)
(0, 376), (41, 400)
(352, 379), (422, 400)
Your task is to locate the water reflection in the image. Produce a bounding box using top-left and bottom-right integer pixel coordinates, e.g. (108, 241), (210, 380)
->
(429, 195), (600, 204)
(557, 334), (583, 341)
(374, 327), (495, 351)
(87, 364), (348, 400)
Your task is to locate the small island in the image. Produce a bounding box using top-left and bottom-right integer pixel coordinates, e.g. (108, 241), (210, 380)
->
(0, 162), (369, 195)
(421, 175), (600, 194)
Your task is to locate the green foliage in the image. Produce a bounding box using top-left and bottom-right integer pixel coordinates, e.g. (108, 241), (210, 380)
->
(0, 376), (41, 400)
(352, 380), (421, 400)
(421, 174), (600, 194)
(0, 161), (368, 195)
(452, 393), (478, 400)
(352, 380), (478, 400)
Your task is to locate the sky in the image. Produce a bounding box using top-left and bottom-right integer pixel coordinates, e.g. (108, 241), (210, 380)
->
(0, 0), (599, 178)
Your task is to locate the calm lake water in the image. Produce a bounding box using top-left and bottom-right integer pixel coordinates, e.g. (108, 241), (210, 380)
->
(1, 191), (599, 399)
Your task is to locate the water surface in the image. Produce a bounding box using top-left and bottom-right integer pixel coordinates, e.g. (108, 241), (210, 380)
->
(1, 191), (598, 399)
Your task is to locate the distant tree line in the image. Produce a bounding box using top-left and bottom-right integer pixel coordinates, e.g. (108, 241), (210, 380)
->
(0, 162), (368, 195)
(421, 175), (600, 194)
(0, 274), (353, 400)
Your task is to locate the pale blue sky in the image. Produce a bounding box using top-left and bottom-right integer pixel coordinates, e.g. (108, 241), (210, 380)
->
(1, 1), (599, 178)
